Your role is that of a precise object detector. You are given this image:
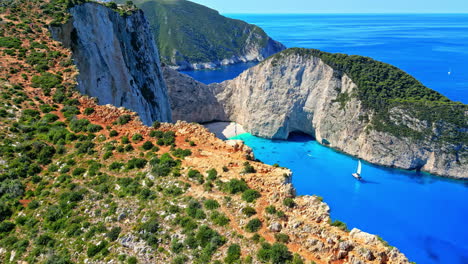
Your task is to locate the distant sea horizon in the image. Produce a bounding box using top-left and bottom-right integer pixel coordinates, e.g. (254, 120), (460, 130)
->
(185, 13), (468, 104)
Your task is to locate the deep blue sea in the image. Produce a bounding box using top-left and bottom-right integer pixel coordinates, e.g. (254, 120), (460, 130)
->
(184, 14), (468, 264)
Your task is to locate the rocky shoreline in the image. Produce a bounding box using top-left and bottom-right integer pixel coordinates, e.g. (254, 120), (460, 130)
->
(170, 121), (412, 264)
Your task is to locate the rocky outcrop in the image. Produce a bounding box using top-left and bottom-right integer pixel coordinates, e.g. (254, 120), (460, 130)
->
(50, 2), (171, 125)
(163, 67), (226, 122)
(213, 51), (468, 178)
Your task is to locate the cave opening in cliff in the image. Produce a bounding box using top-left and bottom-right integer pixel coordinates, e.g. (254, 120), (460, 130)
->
(287, 131), (316, 142)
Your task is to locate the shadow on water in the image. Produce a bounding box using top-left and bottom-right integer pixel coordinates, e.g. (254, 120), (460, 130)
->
(359, 179), (379, 185)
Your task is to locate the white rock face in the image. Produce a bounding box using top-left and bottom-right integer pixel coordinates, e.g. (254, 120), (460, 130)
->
(51, 3), (171, 125)
(163, 67), (226, 123)
(212, 53), (468, 178)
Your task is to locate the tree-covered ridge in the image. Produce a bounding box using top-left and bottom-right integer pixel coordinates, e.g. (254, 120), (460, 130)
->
(270, 48), (467, 144)
(115, 0), (283, 66)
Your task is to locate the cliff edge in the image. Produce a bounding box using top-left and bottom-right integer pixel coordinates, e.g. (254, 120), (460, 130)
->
(50, 2), (172, 125)
(213, 48), (468, 178)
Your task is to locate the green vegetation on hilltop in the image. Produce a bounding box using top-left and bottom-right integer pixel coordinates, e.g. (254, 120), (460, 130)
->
(270, 48), (468, 144)
(115, 0), (284, 67)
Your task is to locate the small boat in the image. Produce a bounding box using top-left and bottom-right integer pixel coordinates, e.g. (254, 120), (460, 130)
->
(352, 160), (362, 180)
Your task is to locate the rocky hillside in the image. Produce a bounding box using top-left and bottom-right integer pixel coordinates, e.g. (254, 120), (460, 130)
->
(50, 2), (172, 125)
(115, 0), (286, 70)
(213, 48), (468, 178)
(163, 67), (226, 123)
(0, 1), (413, 263)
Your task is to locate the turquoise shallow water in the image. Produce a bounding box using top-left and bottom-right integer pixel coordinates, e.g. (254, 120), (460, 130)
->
(183, 14), (468, 264)
(230, 133), (468, 264)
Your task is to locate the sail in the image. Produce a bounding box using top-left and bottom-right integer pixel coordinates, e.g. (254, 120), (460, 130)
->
(357, 160), (362, 175)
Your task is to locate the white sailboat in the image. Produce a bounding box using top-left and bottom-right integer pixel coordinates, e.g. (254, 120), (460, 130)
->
(352, 160), (362, 180)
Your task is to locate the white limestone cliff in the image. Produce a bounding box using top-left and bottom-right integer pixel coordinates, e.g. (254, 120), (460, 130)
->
(212, 53), (468, 178)
(50, 2), (171, 125)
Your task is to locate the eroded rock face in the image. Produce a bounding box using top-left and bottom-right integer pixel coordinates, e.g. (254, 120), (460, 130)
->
(163, 67), (226, 123)
(213, 53), (467, 178)
(50, 3), (171, 125)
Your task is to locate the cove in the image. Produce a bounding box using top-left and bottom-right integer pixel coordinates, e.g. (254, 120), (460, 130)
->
(230, 133), (468, 264)
(183, 14), (468, 264)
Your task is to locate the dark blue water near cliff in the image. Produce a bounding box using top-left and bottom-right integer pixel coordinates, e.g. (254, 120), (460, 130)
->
(184, 14), (468, 264)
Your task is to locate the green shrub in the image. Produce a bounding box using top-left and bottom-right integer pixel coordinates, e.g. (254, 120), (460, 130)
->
(225, 244), (241, 264)
(87, 240), (109, 257)
(224, 179), (248, 194)
(150, 130), (163, 138)
(127, 256), (138, 264)
(283, 198), (295, 208)
(121, 136), (130, 144)
(61, 105), (80, 118)
(195, 225), (225, 248)
(186, 200), (206, 219)
(69, 118), (90, 133)
(274, 233), (290, 243)
(109, 162), (124, 171)
(42, 113), (59, 123)
(0, 37), (21, 48)
(35, 234), (54, 246)
(330, 220), (349, 232)
(142, 141), (154, 150)
(115, 115), (132, 125)
(203, 199), (220, 210)
(28, 200), (39, 210)
(171, 239), (184, 253)
(265, 205), (277, 215)
(210, 211), (229, 226)
(187, 169), (204, 184)
(75, 141), (95, 154)
(87, 124), (103, 133)
(242, 189), (261, 203)
(31, 73), (62, 94)
(206, 169), (217, 181)
(257, 242), (292, 264)
(171, 148), (191, 159)
(245, 218), (262, 233)
(0, 221), (15, 233)
(39, 104), (56, 113)
(151, 153), (178, 177)
(109, 130), (118, 137)
(152, 121), (161, 129)
(126, 158), (147, 169)
(242, 206), (257, 217)
(132, 133), (143, 142)
(106, 226), (121, 241)
(242, 162), (256, 173)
